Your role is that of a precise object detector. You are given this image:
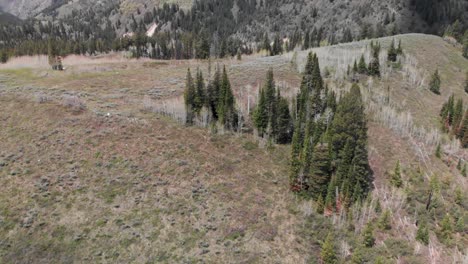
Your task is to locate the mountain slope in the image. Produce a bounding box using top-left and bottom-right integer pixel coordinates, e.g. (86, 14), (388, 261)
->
(0, 33), (466, 263)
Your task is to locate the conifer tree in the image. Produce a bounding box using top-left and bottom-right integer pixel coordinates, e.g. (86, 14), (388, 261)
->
(368, 42), (381, 77)
(362, 223), (375, 247)
(391, 160), (403, 188)
(439, 214), (453, 243)
(206, 67), (221, 120)
(253, 87), (268, 136)
(429, 69), (441, 95)
(358, 55), (367, 74)
(465, 71), (468, 94)
(321, 233), (338, 264)
(276, 96), (293, 144)
(194, 68), (205, 113)
(396, 39), (403, 55)
(303, 30), (310, 50)
(309, 144), (332, 198)
(218, 66), (236, 129)
(416, 220), (429, 245)
(184, 68), (196, 124)
(352, 60), (358, 73)
(316, 195), (325, 214)
(289, 119), (303, 190)
(435, 143), (442, 158)
(378, 210), (392, 230)
(324, 179), (336, 212)
(350, 247), (364, 264)
(452, 98), (463, 132)
(387, 39), (397, 62)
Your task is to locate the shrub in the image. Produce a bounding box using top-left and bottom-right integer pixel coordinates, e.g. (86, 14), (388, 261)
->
(62, 95), (86, 112)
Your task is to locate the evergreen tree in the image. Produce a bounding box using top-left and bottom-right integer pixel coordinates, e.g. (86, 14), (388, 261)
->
(429, 69), (441, 95)
(387, 39), (397, 62)
(271, 34), (283, 56)
(396, 39), (403, 55)
(207, 67), (221, 120)
(276, 97), (293, 144)
(331, 84), (372, 200)
(378, 210), (392, 230)
(435, 143), (442, 158)
(453, 98), (463, 133)
(391, 160), (403, 188)
(303, 30), (310, 50)
(352, 60), (358, 74)
(0, 50), (7, 64)
(253, 87), (268, 136)
(184, 68), (196, 124)
(358, 55), (367, 74)
(416, 220), (429, 245)
(350, 247), (364, 264)
(439, 214), (453, 243)
(316, 195), (325, 214)
(461, 110), (468, 147)
(194, 68), (205, 113)
(362, 223), (375, 247)
(289, 119), (303, 191)
(217, 66), (236, 129)
(465, 72), (468, 94)
(368, 42), (381, 77)
(321, 233), (338, 264)
(309, 144), (332, 199)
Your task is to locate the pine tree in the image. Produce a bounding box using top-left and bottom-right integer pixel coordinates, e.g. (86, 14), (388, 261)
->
(316, 195), (325, 214)
(391, 160), (403, 188)
(435, 143), (442, 158)
(416, 220), (429, 245)
(368, 42), (381, 77)
(455, 187), (463, 205)
(289, 119), (303, 191)
(303, 30), (310, 50)
(321, 233), (338, 264)
(396, 39), (403, 55)
(218, 66), (236, 129)
(194, 68), (205, 113)
(378, 210), (392, 230)
(387, 39), (397, 62)
(253, 87), (268, 136)
(309, 144), (332, 199)
(350, 247), (364, 264)
(439, 214), (453, 243)
(452, 98), (463, 133)
(184, 68), (196, 124)
(276, 97), (293, 144)
(324, 179), (336, 212)
(429, 69), (441, 95)
(362, 223), (375, 247)
(358, 55), (367, 74)
(207, 67), (221, 120)
(465, 71), (468, 94)
(352, 60), (358, 73)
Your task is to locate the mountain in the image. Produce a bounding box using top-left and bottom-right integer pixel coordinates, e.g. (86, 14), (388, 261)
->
(0, 9), (21, 25)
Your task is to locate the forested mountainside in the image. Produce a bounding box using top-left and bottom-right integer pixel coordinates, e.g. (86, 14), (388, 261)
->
(0, 0), (467, 62)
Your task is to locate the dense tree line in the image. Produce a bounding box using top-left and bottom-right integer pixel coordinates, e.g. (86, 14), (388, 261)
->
(289, 52), (373, 210)
(440, 94), (468, 147)
(0, 0), (413, 64)
(184, 65), (238, 130)
(253, 69), (293, 144)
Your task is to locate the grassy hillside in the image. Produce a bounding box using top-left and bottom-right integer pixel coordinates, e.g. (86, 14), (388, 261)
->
(0, 34), (467, 263)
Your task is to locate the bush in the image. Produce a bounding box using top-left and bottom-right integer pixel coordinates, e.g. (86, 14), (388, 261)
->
(62, 95), (86, 112)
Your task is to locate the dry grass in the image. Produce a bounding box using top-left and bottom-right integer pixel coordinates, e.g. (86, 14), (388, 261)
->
(0, 33), (466, 263)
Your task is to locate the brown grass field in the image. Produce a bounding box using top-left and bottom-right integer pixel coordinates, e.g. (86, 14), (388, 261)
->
(0, 34), (467, 263)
